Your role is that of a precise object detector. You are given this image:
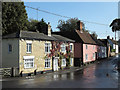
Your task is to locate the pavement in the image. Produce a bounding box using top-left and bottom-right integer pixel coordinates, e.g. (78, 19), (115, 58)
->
(0, 56), (116, 81)
(1, 55), (119, 88)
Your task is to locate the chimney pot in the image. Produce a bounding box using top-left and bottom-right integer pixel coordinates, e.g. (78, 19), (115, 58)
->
(107, 36), (110, 39)
(48, 22), (51, 36)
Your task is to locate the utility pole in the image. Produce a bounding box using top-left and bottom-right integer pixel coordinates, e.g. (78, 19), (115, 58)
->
(37, 8), (38, 21)
(115, 30), (116, 54)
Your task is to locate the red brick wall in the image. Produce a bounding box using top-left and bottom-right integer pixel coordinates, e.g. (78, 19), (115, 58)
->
(74, 43), (82, 58)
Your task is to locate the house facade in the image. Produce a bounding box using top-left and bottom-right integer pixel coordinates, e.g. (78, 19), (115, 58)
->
(76, 29), (97, 64)
(2, 23), (74, 75)
(107, 36), (119, 54)
(90, 35), (107, 59)
(53, 20), (98, 65)
(100, 39), (111, 58)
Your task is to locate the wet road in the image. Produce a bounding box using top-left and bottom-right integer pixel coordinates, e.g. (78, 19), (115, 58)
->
(2, 55), (120, 88)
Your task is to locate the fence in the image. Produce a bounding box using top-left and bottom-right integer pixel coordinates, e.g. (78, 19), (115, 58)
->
(0, 67), (19, 77)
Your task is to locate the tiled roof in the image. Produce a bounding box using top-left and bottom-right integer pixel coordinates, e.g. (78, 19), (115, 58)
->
(76, 30), (97, 45)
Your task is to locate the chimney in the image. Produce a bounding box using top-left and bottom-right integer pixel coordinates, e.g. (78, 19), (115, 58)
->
(112, 37), (114, 40)
(107, 36), (110, 39)
(48, 22), (51, 36)
(77, 20), (83, 33)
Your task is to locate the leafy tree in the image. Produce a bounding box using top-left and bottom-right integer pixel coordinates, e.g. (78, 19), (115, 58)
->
(2, 2), (29, 35)
(110, 18), (120, 32)
(57, 18), (88, 33)
(91, 31), (98, 38)
(57, 18), (79, 32)
(28, 19), (39, 32)
(28, 18), (48, 33)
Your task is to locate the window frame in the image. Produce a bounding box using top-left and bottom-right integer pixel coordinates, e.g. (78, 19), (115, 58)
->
(45, 58), (51, 68)
(45, 43), (51, 53)
(61, 43), (66, 53)
(70, 43), (73, 52)
(8, 44), (12, 53)
(86, 45), (88, 50)
(85, 54), (88, 61)
(70, 58), (73, 66)
(24, 58), (34, 69)
(93, 53), (95, 59)
(26, 43), (32, 53)
(62, 58), (66, 66)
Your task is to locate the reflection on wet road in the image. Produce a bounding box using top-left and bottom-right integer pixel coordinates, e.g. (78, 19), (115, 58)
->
(2, 55), (120, 88)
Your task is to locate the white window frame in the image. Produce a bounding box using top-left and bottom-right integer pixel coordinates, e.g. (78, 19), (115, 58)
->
(45, 43), (51, 53)
(62, 58), (66, 66)
(85, 54), (88, 61)
(86, 45), (88, 49)
(61, 43), (66, 53)
(45, 58), (51, 68)
(70, 43), (73, 52)
(93, 53), (95, 59)
(8, 44), (12, 52)
(23, 56), (34, 69)
(26, 42), (32, 53)
(70, 58), (73, 66)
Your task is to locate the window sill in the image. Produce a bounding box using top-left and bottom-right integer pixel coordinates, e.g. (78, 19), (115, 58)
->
(45, 67), (51, 69)
(26, 52), (32, 54)
(24, 67), (34, 69)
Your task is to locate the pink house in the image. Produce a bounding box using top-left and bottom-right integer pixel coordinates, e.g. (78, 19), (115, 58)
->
(76, 30), (97, 63)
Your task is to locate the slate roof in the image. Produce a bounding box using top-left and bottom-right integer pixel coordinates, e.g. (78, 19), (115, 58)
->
(76, 30), (97, 45)
(52, 30), (97, 45)
(52, 30), (83, 43)
(3, 31), (74, 42)
(90, 35), (105, 46)
(99, 39), (108, 47)
(52, 34), (75, 42)
(110, 39), (118, 44)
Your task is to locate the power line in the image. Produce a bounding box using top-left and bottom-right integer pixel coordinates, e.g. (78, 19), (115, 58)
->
(26, 6), (71, 19)
(25, 5), (109, 26)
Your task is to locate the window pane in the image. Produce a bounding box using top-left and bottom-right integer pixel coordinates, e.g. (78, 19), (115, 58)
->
(8, 44), (12, 52)
(70, 45), (72, 51)
(45, 59), (50, 68)
(29, 44), (32, 52)
(24, 59), (34, 68)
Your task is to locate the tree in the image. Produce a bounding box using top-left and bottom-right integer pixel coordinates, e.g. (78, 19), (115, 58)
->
(2, 2), (29, 35)
(57, 18), (79, 32)
(110, 18), (120, 32)
(110, 18), (120, 54)
(91, 31), (98, 38)
(28, 18), (48, 33)
(57, 18), (89, 33)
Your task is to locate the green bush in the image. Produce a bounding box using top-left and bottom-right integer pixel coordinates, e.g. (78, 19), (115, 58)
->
(111, 49), (115, 52)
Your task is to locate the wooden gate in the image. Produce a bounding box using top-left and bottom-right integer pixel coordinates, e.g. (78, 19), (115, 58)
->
(3, 68), (11, 77)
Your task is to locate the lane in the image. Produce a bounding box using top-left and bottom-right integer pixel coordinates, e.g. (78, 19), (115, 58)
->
(2, 55), (119, 88)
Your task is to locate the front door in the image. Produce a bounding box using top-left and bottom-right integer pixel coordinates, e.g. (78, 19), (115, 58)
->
(53, 57), (58, 71)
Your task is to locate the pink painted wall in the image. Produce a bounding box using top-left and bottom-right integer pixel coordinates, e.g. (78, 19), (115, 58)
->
(83, 44), (97, 63)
